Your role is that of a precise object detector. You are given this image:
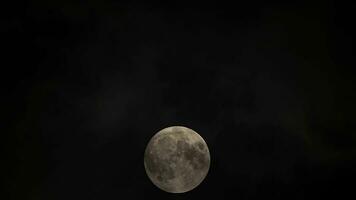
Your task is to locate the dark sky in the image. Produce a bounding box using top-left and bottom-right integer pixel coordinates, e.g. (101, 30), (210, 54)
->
(4, 0), (356, 199)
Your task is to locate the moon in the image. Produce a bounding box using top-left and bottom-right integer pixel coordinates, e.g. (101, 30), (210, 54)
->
(144, 126), (210, 193)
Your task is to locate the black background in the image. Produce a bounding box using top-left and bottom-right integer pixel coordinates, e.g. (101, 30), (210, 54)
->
(4, 0), (356, 199)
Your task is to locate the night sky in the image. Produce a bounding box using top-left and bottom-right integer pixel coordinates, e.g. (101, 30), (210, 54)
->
(4, 1), (356, 199)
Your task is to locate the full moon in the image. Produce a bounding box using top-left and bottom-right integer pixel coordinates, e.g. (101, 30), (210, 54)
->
(144, 126), (210, 193)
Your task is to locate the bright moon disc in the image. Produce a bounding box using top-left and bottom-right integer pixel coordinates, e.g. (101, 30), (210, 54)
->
(144, 126), (210, 193)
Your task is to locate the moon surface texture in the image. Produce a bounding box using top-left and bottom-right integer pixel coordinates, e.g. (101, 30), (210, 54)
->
(144, 126), (210, 193)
